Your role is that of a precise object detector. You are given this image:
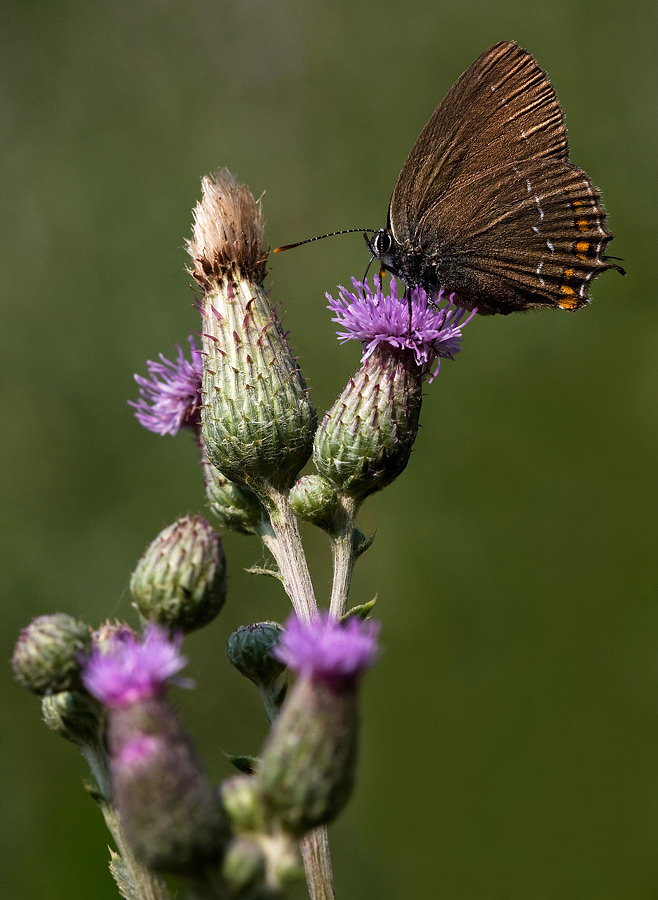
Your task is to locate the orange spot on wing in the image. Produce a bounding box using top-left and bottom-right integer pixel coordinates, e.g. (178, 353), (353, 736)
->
(558, 267), (579, 308)
(576, 217), (589, 233)
(575, 241), (590, 260)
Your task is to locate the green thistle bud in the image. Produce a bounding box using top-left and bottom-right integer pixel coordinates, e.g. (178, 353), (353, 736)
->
(130, 516), (226, 633)
(188, 168), (316, 498)
(313, 346), (423, 501)
(222, 836), (267, 894)
(41, 690), (103, 748)
(202, 447), (266, 535)
(227, 622), (286, 688)
(289, 474), (340, 532)
(227, 622), (288, 721)
(12, 613), (92, 696)
(221, 775), (268, 834)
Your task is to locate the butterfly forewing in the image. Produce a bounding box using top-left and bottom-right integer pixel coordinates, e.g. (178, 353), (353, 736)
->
(389, 42), (569, 246)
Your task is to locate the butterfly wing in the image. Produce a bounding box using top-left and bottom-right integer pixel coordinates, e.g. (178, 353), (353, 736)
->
(387, 41), (619, 313)
(416, 156), (617, 313)
(389, 41), (569, 245)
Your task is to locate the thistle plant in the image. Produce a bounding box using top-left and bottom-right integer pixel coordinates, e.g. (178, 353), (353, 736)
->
(12, 167), (474, 900)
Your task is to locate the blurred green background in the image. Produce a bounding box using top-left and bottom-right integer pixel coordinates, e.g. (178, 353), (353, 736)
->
(2, 0), (656, 897)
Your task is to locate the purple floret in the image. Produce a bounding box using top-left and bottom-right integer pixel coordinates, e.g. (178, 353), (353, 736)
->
(129, 336), (202, 435)
(327, 276), (475, 381)
(274, 614), (380, 684)
(82, 625), (189, 708)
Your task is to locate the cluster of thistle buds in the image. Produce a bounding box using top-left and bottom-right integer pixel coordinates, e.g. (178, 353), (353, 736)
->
(12, 168), (472, 900)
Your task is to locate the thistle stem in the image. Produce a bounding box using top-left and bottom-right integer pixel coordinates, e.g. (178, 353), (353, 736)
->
(329, 496), (359, 619)
(261, 489), (317, 622)
(259, 489), (337, 898)
(97, 798), (172, 900)
(300, 827), (336, 900)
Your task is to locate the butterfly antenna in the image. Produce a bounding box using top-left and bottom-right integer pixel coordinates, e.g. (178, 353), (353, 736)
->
(274, 228), (375, 253)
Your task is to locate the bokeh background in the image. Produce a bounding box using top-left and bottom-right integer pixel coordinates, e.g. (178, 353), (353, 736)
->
(2, 1), (656, 897)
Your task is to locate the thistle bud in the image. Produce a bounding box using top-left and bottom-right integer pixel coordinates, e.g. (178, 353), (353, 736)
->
(93, 621), (136, 653)
(222, 836), (267, 894)
(315, 277), (473, 500)
(41, 690), (103, 748)
(202, 447), (266, 535)
(314, 346), (423, 500)
(12, 614), (92, 696)
(130, 516), (226, 633)
(82, 626), (227, 874)
(221, 775), (267, 834)
(227, 622), (287, 721)
(188, 168), (316, 498)
(257, 614), (379, 837)
(289, 474), (340, 532)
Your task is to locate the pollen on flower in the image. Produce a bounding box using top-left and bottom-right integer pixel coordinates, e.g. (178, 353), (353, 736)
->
(274, 614), (379, 684)
(82, 625), (189, 708)
(327, 276), (475, 381)
(129, 337), (202, 436)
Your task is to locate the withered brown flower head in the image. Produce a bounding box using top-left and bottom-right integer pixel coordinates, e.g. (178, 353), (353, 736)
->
(187, 167), (267, 290)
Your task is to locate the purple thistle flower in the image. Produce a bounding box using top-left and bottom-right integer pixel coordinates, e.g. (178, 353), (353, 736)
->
(327, 276), (475, 381)
(82, 625), (189, 708)
(129, 336), (203, 435)
(274, 613), (379, 685)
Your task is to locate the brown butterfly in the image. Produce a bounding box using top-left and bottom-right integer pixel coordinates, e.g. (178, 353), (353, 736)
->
(276, 42), (623, 315)
(364, 41), (624, 315)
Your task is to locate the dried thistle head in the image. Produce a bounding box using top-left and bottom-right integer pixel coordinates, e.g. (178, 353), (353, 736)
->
(187, 167), (267, 290)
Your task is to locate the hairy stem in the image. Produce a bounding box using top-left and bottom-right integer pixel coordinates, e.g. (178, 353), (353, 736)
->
(261, 489), (316, 622)
(300, 827), (336, 900)
(98, 798), (172, 900)
(259, 489), (337, 898)
(329, 496), (360, 620)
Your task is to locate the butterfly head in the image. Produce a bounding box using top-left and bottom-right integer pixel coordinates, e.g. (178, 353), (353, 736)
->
(366, 229), (394, 266)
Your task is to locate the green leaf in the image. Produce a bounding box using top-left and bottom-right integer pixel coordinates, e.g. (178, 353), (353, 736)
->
(223, 752), (260, 774)
(244, 564), (284, 583)
(353, 528), (375, 558)
(109, 849), (140, 900)
(341, 596), (377, 622)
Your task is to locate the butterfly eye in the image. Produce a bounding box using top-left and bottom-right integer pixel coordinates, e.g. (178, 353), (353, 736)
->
(371, 230), (392, 258)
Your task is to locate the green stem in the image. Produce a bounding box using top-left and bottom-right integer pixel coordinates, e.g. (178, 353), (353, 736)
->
(329, 496), (359, 620)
